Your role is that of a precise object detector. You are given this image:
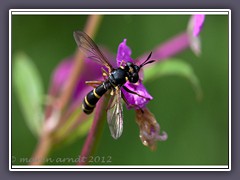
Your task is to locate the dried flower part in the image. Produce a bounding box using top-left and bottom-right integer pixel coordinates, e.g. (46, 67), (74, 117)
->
(135, 108), (167, 150)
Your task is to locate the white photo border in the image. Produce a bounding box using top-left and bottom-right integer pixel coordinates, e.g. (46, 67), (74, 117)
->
(9, 9), (231, 171)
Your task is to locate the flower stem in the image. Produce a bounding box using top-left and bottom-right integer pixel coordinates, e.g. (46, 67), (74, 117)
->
(30, 133), (51, 165)
(77, 96), (107, 165)
(30, 15), (103, 165)
(58, 15), (103, 112)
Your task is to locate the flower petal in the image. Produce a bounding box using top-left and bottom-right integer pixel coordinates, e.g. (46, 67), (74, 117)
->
(116, 39), (153, 109)
(51, 57), (102, 101)
(193, 15), (205, 37)
(116, 39), (133, 66)
(137, 33), (189, 75)
(52, 59), (73, 91)
(187, 15), (205, 37)
(122, 80), (153, 109)
(187, 15), (205, 56)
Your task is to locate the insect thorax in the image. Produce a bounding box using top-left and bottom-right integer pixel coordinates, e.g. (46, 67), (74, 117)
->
(109, 68), (128, 87)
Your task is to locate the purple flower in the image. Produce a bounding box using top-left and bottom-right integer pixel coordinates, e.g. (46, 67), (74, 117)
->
(187, 14), (205, 56)
(193, 15), (205, 37)
(116, 39), (153, 109)
(115, 39), (167, 150)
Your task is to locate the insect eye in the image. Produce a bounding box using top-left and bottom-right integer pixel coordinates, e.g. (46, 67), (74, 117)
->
(134, 65), (140, 72)
(130, 73), (139, 83)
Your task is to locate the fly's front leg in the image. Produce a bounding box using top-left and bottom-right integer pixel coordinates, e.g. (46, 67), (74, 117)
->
(107, 66), (112, 74)
(119, 60), (126, 68)
(122, 86), (151, 100)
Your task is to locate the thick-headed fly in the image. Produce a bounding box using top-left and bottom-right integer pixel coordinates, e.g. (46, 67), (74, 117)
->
(73, 31), (155, 139)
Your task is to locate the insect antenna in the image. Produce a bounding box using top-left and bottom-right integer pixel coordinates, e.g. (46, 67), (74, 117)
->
(139, 52), (156, 69)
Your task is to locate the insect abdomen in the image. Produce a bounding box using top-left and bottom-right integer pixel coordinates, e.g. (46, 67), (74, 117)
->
(82, 84), (108, 114)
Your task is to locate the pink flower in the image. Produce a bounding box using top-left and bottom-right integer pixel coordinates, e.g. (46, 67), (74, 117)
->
(116, 39), (153, 109)
(193, 15), (205, 37)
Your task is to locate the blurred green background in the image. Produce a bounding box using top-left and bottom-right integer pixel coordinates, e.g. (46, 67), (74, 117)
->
(12, 15), (229, 165)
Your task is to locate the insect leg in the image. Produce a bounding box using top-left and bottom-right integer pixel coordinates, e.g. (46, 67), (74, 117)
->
(119, 60), (126, 67)
(85, 80), (103, 88)
(122, 86), (151, 100)
(101, 67), (109, 80)
(102, 66), (111, 75)
(107, 66), (112, 74)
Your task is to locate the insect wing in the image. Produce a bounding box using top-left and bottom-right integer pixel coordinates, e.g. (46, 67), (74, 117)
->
(107, 90), (123, 139)
(73, 31), (113, 71)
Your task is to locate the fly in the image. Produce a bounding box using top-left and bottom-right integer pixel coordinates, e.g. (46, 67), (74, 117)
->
(73, 31), (155, 139)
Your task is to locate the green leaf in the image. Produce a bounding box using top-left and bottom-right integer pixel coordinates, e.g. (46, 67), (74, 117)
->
(144, 59), (202, 100)
(13, 52), (44, 136)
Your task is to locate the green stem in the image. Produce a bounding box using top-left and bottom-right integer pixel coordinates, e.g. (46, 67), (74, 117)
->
(77, 96), (108, 165)
(30, 15), (103, 165)
(30, 133), (52, 165)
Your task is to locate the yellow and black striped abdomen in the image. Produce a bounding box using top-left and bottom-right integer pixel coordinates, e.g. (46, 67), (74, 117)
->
(82, 84), (108, 114)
